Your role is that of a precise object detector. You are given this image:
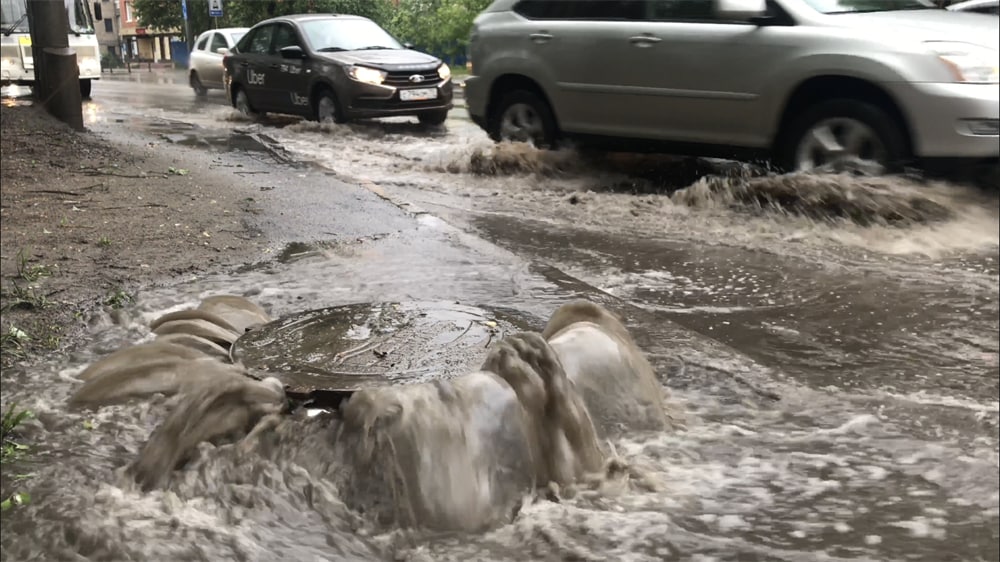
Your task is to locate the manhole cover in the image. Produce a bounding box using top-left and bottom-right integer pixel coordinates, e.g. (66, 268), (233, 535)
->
(231, 301), (536, 405)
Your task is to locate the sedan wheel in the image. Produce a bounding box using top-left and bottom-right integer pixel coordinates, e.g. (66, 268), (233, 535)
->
(235, 88), (258, 119)
(191, 72), (207, 97)
(314, 90), (346, 124)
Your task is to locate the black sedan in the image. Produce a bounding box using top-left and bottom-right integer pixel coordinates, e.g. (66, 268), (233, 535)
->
(223, 14), (453, 125)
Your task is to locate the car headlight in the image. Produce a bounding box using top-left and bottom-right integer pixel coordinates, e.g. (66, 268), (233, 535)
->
(347, 65), (386, 85)
(437, 63), (451, 81)
(925, 41), (999, 84)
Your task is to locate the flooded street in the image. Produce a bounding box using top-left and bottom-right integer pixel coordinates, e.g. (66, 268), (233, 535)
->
(1, 73), (997, 561)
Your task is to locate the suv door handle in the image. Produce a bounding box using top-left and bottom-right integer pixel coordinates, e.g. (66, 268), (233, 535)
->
(269, 64), (280, 69)
(529, 32), (553, 43)
(629, 35), (662, 45)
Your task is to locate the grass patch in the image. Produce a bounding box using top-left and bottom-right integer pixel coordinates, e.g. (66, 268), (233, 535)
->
(104, 287), (134, 309)
(1, 405), (34, 513)
(1, 282), (51, 313)
(1, 405), (32, 463)
(15, 249), (53, 283)
(0, 325), (31, 361)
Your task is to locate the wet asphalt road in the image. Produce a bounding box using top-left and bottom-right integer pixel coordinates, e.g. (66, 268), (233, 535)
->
(2, 71), (998, 560)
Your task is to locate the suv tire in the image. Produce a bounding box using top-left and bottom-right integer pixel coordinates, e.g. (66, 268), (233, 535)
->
(487, 89), (558, 149)
(776, 99), (909, 173)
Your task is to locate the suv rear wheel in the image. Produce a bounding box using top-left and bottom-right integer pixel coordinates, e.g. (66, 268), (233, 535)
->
(777, 99), (908, 174)
(487, 89), (558, 149)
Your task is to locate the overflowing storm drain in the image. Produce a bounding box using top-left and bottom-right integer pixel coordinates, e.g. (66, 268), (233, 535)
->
(231, 301), (537, 405)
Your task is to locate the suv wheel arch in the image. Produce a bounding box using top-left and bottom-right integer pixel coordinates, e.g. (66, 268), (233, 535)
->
(772, 75), (914, 170)
(486, 74), (561, 146)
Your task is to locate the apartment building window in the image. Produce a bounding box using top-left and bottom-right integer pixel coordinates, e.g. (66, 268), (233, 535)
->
(104, 18), (113, 32)
(124, 2), (133, 22)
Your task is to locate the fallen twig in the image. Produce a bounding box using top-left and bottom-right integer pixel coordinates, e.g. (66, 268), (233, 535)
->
(25, 189), (85, 197)
(98, 203), (168, 210)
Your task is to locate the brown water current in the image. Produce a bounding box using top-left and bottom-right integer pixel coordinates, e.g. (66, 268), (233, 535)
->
(1, 93), (998, 561)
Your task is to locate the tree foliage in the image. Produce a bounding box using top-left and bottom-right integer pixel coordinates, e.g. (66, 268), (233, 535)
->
(130, 0), (485, 61)
(131, 0), (393, 35)
(385, 0), (490, 60)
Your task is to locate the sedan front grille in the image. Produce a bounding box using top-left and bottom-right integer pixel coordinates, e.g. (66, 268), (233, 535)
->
(384, 69), (442, 87)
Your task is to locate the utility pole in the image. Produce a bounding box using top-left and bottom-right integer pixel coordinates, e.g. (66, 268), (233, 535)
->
(181, 0), (193, 49)
(26, 0), (84, 131)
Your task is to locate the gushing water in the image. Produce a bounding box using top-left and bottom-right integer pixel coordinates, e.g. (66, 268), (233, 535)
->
(4, 92), (995, 561)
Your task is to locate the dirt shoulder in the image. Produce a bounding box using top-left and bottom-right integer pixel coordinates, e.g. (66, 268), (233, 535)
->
(0, 105), (265, 368)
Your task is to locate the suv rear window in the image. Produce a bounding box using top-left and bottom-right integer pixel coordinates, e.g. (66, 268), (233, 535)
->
(513, 0), (646, 20)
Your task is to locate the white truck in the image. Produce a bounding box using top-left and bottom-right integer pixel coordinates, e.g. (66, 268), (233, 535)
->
(1, 0), (101, 98)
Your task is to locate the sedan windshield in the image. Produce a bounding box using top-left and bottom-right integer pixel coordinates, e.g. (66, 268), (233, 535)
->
(802, 0), (939, 13)
(300, 18), (403, 52)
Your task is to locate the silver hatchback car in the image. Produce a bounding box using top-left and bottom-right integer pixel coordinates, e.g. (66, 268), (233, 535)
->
(465, 0), (1000, 173)
(189, 27), (250, 96)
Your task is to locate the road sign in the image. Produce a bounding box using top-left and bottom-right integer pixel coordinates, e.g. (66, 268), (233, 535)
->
(181, 0), (188, 20)
(209, 0), (223, 18)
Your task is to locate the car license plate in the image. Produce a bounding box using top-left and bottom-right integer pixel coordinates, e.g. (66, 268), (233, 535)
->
(400, 88), (437, 102)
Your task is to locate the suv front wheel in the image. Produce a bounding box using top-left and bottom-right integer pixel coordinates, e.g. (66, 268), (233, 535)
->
(777, 99), (909, 174)
(487, 89), (558, 149)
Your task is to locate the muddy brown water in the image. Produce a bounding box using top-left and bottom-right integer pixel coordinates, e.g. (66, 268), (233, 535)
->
(1, 80), (998, 561)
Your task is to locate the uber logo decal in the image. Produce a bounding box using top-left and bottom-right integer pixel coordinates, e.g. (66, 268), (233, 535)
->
(247, 68), (265, 86)
(290, 92), (309, 106)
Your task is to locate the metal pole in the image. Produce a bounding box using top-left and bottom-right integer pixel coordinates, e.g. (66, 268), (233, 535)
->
(181, 0), (193, 49)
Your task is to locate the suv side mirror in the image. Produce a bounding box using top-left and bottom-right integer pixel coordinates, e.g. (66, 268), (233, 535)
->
(716, 0), (767, 20)
(279, 45), (305, 59)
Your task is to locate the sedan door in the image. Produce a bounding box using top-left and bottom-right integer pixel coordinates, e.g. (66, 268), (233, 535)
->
(263, 22), (311, 116)
(200, 31), (229, 88)
(233, 24), (276, 111)
(189, 32), (211, 78)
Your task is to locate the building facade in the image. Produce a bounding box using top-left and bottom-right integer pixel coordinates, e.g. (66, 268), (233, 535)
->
(116, 0), (181, 62)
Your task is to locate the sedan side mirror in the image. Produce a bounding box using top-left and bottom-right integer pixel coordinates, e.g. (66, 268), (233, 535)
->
(215, 47), (229, 55)
(716, 0), (767, 20)
(279, 45), (306, 59)
(403, 42), (414, 49)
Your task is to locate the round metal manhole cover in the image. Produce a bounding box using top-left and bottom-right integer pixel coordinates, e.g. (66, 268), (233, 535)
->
(231, 301), (536, 403)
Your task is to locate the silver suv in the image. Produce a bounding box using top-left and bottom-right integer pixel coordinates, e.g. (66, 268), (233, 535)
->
(464, 0), (1000, 173)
